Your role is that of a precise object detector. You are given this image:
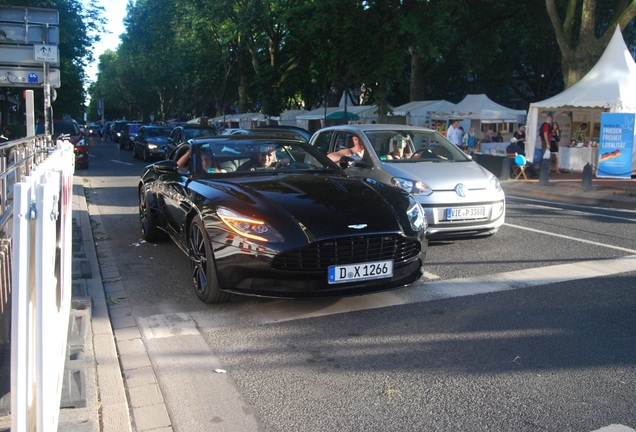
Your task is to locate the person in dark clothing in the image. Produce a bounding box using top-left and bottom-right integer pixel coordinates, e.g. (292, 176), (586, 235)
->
(507, 139), (538, 179)
(513, 125), (526, 154)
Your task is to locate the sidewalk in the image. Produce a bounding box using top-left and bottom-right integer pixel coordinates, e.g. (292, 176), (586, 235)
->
(70, 173), (172, 432)
(500, 171), (636, 208)
(69, 176), (133, 432)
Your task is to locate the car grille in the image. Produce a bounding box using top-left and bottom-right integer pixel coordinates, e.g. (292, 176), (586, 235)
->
(272, 235), (421, 271)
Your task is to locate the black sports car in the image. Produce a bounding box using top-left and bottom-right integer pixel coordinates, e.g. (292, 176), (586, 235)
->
(138, 136), (428, 303)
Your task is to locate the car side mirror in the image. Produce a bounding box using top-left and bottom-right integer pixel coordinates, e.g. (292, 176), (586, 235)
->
(154, 159), (179, 173)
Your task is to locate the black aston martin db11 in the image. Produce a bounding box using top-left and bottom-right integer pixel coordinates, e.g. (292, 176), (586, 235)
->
(138, 135), (427, 303)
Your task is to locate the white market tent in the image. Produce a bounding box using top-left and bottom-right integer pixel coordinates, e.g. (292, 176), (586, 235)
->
(526, 25), (636, 163)
(389, 100), (458, 126)
(454, 94), (526, 123)
(295, 105), (380, 130)
(208, 112), (269, 129)
(272, 109), (309, 126)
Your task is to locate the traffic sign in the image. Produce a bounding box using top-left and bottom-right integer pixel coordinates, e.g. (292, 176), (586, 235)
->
(0, 22), (59, 44)
(0, 44), (59, 67)
(34, 44), (58, 63)
(0, 67), (60, 88)
(0, 6), (58, 25)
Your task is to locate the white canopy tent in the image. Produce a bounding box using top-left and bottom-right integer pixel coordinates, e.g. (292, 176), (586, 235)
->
(294, 105), (380, 130)
(454, 94), (526, 123)
(389, 100), (458, 126)
(208, 112), (269, 129)
(526, 25), (636, 163)
(271, 109), (309, 126)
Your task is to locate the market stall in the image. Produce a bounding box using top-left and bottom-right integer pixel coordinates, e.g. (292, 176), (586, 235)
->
(389, 100), (457, 128)
(559, 146), (600, 171)
(525, 26), (636, 177)
(453, 94), (526, 141)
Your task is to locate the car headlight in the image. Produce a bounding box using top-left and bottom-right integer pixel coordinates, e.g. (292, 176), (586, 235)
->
(406, 196), (427, 232)
(148, 144), (158, 150)
(391, 177), (433, 196)
(217, 207), (284, 243)
(489, 176), (503, 192)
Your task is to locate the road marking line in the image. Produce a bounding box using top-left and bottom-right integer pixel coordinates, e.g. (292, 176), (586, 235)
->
(505, 222), (636, 253)
(590, 425), (635, 432)
(510, 196), (636, 218)
(423, 271), (440, 280)
(111, 159), (134, 166)
(138, 312), (199, 339)
(139, 255), (636, 337)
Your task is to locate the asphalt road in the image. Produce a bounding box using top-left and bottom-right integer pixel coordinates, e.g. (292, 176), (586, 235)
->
(80, 137), (636, 432)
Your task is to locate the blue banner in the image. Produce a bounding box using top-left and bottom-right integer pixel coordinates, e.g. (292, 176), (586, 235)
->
(598, 112), (635, 179)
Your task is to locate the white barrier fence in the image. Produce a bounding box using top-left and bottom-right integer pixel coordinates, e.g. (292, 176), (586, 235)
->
(11, 140), (74, 431)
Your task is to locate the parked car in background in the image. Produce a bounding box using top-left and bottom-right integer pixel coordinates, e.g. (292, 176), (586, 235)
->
(165, 124), (218, 157)
(138, 135), (427, 303)
(309, 124), (506, 239)
(220, 128), (251, 135)
(119, 123), (142, 150)
(37, 118), (88, 169)
(87, 123), (101, 137)
(253, 125), (312, 142)
(112, 120), (129, 143)
(132, 125), (173, 161)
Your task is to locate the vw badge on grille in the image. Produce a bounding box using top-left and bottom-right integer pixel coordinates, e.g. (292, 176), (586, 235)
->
(348, 224), (367, 229)
(455, 183), (467, 197)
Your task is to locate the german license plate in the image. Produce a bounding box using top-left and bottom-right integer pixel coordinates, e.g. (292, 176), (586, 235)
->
(446, 207), (485, 220)
(328, 260), (393, 284)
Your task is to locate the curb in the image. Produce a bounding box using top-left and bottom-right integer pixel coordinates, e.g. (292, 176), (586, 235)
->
(72, 177), (133, 432)
(76, 175), (173, 432)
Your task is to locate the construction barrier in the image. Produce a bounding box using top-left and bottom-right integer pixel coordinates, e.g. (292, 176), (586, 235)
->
(10, 140), (74, 431)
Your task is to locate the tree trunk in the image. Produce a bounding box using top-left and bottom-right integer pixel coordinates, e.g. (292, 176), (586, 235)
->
(546, 0), (636, 88)
(409, 49), (426, 101)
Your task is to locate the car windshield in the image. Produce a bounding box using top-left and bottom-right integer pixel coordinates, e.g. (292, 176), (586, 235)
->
(190, 138), (338, 178)
(128, 124), (141, 133)
(36, 122), (79, 135)
(146, 127), (172, 137)
(54, 123), (80, 135)
(114, 122), (127, 132)
(364, 129), (471, 162)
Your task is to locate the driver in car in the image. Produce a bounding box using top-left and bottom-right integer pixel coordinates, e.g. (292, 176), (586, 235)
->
(384, 135), (412, 160)
(238, 144), (280, 170)
(328, 135), (365, 162)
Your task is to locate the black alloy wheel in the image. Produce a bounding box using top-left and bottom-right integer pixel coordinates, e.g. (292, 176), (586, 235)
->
(188, 217), (230, 304)
(139, 185), (165, 242)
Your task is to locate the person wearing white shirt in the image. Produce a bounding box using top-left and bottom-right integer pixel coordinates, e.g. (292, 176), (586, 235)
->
(447, 120), (463, 147)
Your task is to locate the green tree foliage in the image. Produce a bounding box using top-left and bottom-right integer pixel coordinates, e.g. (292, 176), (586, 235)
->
(87, 0), (636, 122)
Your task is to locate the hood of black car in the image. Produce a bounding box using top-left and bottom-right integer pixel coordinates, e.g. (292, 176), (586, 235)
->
(210, 174), (406, 239)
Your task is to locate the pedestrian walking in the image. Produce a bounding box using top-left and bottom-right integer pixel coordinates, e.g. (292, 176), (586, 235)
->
(104, 122), (113, 142)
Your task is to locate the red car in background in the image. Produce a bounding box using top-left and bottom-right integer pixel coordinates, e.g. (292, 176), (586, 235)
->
(37, 119), (89, 169)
